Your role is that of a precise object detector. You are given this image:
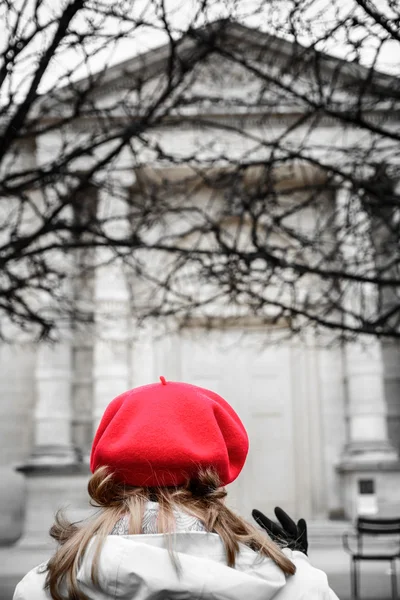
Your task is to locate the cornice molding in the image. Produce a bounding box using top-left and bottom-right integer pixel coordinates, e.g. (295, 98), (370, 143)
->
(61, 109), (399, 134)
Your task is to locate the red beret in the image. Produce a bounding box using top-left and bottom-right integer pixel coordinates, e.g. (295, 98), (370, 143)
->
(90, 377), (248, 487)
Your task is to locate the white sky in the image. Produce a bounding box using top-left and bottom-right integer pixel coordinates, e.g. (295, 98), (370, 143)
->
(69, 0), (399, 75)
(0, 0), (398, 98)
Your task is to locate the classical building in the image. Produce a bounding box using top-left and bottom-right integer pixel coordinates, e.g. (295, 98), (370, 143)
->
(1, 21), (400, 548)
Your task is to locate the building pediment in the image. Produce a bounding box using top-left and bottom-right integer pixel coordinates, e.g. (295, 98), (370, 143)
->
(42, 20), (398, 122)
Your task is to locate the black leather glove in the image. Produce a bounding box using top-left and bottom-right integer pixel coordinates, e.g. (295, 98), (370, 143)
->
(252, 507), (308, 555)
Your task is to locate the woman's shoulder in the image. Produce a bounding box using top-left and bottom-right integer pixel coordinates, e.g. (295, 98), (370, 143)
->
(13, 563), (49, 600)
(279, 550), (339, 600)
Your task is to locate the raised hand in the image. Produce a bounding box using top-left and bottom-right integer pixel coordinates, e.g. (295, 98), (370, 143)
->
(252, 507), (308, 555)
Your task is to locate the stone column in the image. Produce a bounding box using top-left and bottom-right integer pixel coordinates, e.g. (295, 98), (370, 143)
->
(92, 189), (131, 432)
(335, 183), (395, 461)
(335, 184), (400, 516)
(15, 140), (94, 545)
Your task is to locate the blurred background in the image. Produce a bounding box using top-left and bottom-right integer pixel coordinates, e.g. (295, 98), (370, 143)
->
(1, 0), (400, 597)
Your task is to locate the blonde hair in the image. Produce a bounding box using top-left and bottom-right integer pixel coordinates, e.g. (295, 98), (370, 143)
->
(45, 466), (296, 600)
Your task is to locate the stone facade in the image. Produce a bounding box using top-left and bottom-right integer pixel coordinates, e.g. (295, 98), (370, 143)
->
(2, 24), (400, 547)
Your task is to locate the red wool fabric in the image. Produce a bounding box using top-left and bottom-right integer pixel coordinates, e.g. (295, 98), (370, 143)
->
(90, 378), (249, 487)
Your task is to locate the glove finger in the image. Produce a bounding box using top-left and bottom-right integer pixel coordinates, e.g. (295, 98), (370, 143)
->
(252, 509), (285, 538)
(274, 507), (298, 539)
(297, 518), (308, 553)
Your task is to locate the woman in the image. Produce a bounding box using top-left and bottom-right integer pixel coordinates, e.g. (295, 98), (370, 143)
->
(14, 377), (339, 600)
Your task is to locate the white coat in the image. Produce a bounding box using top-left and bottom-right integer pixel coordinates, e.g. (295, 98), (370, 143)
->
(13, 531), (339, 600)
